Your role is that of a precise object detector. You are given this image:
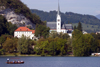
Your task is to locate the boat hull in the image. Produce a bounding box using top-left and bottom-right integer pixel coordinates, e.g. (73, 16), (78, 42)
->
(6, 62), (24, 64)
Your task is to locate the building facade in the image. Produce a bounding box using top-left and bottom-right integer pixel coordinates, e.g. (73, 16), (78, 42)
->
(47, 2), (73, 37)
(14, 27), (36, 39)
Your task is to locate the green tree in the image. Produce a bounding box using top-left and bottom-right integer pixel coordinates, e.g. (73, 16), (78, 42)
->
(72, 29), (95, 56)
(72, 29), (84, 56)
(91, 33), (100, 52)
(77, 22), (82, 32)
(34, 38), (46, 55)
(17, 35), (35, 54)
(49, 32), (58, 38)
(0, 15), (8, 36)
(62, 33), (70, 39)
(49, 32), (69, 39)
(56, 38), (67, 55)
(82, 34), (94, 56)
(35, 24), (50, 38)
(34, 37), (70, 56)
(48, 41), (56, 55)
(74, 25), (77, 30)
(6, 22), (18, 35)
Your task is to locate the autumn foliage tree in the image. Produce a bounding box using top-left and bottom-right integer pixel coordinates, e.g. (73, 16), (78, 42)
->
(3, 37), (18, 53)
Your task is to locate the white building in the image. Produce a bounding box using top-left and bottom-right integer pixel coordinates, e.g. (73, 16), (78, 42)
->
(14, 27), (36, 39)
(46, 2), (73, 37)
(82, 30), (88, 34)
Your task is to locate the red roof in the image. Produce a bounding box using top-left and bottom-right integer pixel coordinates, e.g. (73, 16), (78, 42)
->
(15, 27), (35, 34)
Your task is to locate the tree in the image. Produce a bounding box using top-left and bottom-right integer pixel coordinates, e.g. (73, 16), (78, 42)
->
(56, 38), (67, 55)
(49, 32), (69, 39)
(72, 29), (83, 56)
(3, 38), (18, 53)
(62, 33), (70, 39)
(34, 38), (48, 55)
(77, 22), (82, 32)
(17, 35), (35, 54)
(0, 35), (13, 48)
(49, 32), (58, 38)
(72, 29), (95, 56)
(0, 35), (6, 47)
(74, 25), (77, 30)
(0, 15), (8, 36)
(91, 33), (100, 52)
(0, 15), (17, 36)
(35, 24), (50, 38)
(34, 37), (71, 56)
(6, 22), (18, 35)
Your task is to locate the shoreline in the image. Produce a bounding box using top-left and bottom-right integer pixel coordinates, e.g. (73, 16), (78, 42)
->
(0, 55), (98, 57)
(0, 54), (74, 57)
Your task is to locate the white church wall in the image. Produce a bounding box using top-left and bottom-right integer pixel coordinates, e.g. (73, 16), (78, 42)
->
(61, 29), (66, 33)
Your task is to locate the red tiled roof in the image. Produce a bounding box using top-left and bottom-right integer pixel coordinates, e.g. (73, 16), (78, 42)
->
(32, 30), (35, 34)
(15, 27), (35, 34)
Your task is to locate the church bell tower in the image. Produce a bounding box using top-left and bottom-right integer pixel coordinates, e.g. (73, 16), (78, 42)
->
(56, 0), (61, 33)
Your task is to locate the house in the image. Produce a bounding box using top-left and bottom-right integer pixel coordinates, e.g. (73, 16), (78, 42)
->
(96, 31), (100, 34)
(91, 53), (100, 56)
(82, 30), (88, 34)
(14, 27), (36, 39)
(46, 2), (73, 37)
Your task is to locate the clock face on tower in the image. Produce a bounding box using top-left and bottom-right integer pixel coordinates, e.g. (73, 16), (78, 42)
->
(58, 19), (60, 22)
(58, 23), (59, 25)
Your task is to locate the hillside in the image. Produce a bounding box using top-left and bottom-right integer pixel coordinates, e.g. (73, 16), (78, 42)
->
(0, 15), (17, 36)
(31, 9), (100, 33)
(0, 0), (43, 29)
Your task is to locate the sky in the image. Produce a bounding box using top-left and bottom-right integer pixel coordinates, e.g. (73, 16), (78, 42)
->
(21, 0), (100, 16)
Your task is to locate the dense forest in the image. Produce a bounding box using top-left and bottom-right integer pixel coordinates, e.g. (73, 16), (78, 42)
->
(31, 9), (100, 33)
(0, 0), (43, 24)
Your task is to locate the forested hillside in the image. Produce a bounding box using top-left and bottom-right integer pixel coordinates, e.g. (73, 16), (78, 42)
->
(31, 9), (100, 25)
(0, 0), (42, 24)
(31, 9), (100, 33)
(0, 15), (17, 36)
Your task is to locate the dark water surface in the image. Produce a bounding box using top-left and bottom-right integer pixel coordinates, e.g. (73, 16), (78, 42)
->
(0, 56), (100, 67)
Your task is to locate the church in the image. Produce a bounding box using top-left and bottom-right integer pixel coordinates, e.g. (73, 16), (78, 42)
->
(46, 2), (73, 37)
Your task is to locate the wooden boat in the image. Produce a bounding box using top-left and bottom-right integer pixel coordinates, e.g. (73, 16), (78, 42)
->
(6, 61), (24, 64)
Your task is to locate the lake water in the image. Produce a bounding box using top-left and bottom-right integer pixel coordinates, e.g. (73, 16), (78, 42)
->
(0, 56), (100, 67)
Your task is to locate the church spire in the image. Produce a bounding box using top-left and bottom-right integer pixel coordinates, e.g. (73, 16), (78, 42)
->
(58, 0), (60, 15)
(56, 0), (61, 33)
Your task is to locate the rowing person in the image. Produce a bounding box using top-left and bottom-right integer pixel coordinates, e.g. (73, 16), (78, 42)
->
(7, 58), (9, 62)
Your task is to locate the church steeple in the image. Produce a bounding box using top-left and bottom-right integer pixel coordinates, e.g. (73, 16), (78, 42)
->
(56, 0), (61, 33)
(57, 0), (60, 15)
